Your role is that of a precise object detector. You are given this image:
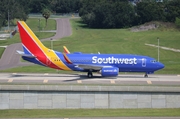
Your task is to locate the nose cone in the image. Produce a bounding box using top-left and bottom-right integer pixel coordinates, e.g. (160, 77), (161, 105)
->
(157, 62), (165, 70)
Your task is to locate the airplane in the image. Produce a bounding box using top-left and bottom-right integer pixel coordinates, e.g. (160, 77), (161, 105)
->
(17, 21), (164, 78)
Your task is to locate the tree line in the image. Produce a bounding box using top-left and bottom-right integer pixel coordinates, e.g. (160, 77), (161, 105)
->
(79, 0), (180, 28)
(0, 0), (81, 28)
(0, 0), (180, 29)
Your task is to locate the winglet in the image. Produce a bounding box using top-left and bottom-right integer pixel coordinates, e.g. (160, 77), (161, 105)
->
(63, 53), (72, 64)
(63, 46), (70, 54)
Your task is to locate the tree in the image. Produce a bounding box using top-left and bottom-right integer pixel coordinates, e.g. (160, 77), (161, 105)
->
(165, 0), (180, 22)
(0, 0), (29, 28)
(42, 8), (51, 27)
(29, 0), (51, 13)
(49, 0), (82, 13)
(175, 17), (180, 28)
(136, 2), (164, 24)
(80, 0), (135, 28)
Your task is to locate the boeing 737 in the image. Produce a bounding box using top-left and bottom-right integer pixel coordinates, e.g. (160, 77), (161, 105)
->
(17, 21), (164, 78)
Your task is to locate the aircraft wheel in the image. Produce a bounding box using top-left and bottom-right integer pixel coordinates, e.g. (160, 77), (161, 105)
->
(144, 73), (148, 78)
(87, 72), (93, 78)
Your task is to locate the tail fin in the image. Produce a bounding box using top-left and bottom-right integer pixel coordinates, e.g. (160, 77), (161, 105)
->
(17, 21), (48, 56)
(17, 21), (72, 70)
(63, 46), (70, 54)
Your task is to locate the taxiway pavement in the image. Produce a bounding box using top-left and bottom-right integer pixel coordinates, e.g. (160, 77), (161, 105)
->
(0, 73), (179, 86)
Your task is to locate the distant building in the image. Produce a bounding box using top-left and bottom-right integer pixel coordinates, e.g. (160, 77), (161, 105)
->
(129, 0), (168, 5)
(129, 0), (141, 5)
(156, 0), (163, 2)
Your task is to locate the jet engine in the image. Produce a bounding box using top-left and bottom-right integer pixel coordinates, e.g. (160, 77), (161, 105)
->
(101, 67), (119, 77)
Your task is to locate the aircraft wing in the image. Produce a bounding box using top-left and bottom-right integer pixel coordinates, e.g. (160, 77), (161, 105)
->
(75, 64), (112, 70)
(63, 53), (112, 70)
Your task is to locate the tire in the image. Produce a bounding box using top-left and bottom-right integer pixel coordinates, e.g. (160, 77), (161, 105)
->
(88, 72), (93, 78)
(144, 74), (148, 78)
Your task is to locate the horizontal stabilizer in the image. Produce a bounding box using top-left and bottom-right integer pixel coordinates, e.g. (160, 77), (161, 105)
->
(16, 50), (36, 58)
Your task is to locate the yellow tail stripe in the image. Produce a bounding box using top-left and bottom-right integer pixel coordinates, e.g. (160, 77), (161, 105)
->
(20, 21), (71, 70)
(46, 50), (72, 70)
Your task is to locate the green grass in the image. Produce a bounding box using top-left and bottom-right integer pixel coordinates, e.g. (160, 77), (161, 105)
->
(0, 18), (56, 57)
(1, 18), (180, 74)
(26, 18), (56, 31)
(0, 109), (179, 118)
(0, 18), (56, 45)
(0, 47), (5, 58)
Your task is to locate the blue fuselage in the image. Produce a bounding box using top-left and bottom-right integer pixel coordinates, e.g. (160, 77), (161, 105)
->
(56, 52), (164, 73)
(23, 51), (164, 75)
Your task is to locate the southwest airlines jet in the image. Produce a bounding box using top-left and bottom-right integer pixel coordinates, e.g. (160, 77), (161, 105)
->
(17, 21), (164, 78)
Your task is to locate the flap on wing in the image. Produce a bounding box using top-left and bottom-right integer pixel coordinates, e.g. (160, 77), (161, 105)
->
(75, 64), (112, 70)
(16, 50), (36, 58)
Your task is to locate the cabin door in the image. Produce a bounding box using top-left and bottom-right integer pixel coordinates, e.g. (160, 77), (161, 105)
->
(142, 58), (146, 67)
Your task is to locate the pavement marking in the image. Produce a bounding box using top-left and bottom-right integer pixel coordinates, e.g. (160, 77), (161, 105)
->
(43, 79), (48, 83)
(147, 80), (152, 84)
(0, 46), (7, 48)
(77, 80), (82, 83)
(110, 80), (115, 84)
(44, 73), (49, 75)
(145, 43), (180, 52)
(8, 79), (13, 83)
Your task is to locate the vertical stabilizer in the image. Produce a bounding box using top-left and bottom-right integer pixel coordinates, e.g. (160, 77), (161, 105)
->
(18, 21), (48, 55)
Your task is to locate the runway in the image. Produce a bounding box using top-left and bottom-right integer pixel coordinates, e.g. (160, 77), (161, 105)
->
(0, 73), (180, 86)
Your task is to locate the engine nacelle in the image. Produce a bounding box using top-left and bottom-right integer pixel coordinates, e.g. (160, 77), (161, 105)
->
(101, 67), (119, 77)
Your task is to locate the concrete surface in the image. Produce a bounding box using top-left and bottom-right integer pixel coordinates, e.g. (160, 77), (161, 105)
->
(0, 90), (180, 109)
(0, 73), (180, 86)
(3, 117), (180, 119)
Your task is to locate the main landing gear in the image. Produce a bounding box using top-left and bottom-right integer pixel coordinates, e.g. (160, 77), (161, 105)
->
(144, 73), (148, 78)
(87, 71), (93, 78)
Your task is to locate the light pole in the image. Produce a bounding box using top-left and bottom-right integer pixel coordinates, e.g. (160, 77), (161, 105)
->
(51, 38), (53, 50)
(8, 9), (10, 32)
(8, 0), (10, 32)
(157, 37), (159, 62)
(38, 19), (41, 31)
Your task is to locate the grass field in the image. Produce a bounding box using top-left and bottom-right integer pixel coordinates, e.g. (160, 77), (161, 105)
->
(0, 18), (56, 46)
(0, 109), (180, 118)
(1, 18), (180, 74)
